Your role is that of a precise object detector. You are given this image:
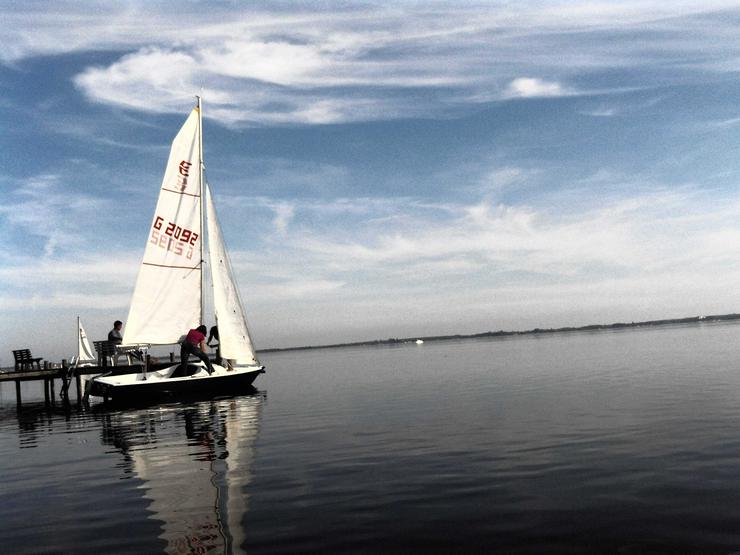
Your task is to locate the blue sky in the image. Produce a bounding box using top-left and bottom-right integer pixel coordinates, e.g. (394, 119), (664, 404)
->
(1, 1), (740, 364)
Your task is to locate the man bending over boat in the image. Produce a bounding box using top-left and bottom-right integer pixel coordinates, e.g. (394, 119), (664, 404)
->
(180, 325), (215, 375)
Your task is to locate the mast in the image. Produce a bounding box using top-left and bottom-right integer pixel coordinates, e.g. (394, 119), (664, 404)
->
(197, 95), (205, 324)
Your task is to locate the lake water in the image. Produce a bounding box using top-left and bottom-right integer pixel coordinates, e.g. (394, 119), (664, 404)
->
(2, 321), (740, 553)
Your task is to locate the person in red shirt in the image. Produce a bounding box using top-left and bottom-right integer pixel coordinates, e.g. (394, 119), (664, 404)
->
(180, 325), (215, 375)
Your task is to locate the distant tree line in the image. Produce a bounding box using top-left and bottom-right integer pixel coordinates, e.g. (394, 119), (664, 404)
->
(258, 313), (740, 353)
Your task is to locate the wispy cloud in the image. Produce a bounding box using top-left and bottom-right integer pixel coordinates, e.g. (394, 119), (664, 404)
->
(0, 250), (141, 355)
(216, 183), (740, 309)
(2, 172), (738, 355)
(268, 201), (295, 235)
(700, 116), (740, 130)
(3, 2), (740, 125)
(576, 95), (666, 118)
(212, 180), (740, 347)
(578, 106), (618, 117)
(0, 174), (107, 256)
(476, 166), (538, 195)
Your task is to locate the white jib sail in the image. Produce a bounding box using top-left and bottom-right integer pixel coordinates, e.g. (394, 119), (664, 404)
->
(206, 185), (259, 365)
(124, 108), (203, 345)
(77, 317), (96, 363)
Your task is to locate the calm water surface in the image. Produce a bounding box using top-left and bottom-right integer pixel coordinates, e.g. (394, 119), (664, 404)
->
(2, 322), (740, 553)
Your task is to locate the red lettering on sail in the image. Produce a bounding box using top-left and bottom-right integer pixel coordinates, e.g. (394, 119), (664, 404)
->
(149, 216), (198, 258)
(176, 161), (193, 191)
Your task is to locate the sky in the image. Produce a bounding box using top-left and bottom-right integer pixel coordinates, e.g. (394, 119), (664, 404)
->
(1, 1), (740, 365)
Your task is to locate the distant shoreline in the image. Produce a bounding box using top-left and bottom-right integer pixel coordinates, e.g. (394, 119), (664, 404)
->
(258, 313), (740, 353)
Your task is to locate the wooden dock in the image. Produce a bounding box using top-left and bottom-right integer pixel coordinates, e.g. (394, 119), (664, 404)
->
(0, 356), (176, 408)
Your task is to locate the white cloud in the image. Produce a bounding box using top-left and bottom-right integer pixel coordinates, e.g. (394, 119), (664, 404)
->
(74, 49), (202, 113)
(505, 77), (567, 98)
(4, 2), (740, 125)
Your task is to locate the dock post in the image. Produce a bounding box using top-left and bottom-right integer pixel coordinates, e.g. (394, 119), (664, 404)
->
(60, 359), (69, 404)
(43, 362), (50, 405)
(50, 373), (56, 406)
(75, 370), (82, 406)
(15, 380), (21, 409)
(170, 352), (175, 363)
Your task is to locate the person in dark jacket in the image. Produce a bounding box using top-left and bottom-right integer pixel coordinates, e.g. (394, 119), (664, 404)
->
(107, 320), (124, 365)
(108, 321), (123, 344)
(180, 325), (215, 374)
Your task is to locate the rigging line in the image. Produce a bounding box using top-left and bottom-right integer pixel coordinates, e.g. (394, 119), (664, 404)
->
(142, 262), (202, 270)
(161, 188), (200, 198)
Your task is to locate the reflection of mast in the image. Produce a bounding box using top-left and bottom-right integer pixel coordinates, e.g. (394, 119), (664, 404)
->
(220, 400), (260, 551)
(100, 395), (264, 554)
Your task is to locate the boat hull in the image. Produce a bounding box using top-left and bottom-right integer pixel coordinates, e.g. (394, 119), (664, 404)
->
(90, 363), (265, 404)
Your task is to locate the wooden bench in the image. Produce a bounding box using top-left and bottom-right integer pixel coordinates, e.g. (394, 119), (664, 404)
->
(12, 349), (43, 372)
(93, 341), (143, 366)
(93, 340), (119, 367)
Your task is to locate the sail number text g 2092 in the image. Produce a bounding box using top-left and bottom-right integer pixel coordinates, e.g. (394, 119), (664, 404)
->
(149, 215), (198, 259)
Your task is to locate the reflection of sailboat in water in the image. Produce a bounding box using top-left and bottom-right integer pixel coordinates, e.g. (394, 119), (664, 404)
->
(101, 395), (263, 553)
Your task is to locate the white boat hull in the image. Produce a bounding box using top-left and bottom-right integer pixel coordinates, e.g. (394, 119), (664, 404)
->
(90, 362), (265, 403)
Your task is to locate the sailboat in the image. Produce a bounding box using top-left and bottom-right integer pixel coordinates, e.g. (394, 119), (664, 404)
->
(73, 316), (97, 367)
(71, 316), (99, 399)
(91, 97), (265, 402)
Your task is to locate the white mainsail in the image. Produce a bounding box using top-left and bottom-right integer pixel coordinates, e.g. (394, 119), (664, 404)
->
(206, 185), (259, 365)
(77, 317), (96, 363)
(124, 108), (203, 345)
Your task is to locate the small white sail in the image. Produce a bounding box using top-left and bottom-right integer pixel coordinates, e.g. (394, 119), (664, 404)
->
(76, 317), (98, 400)
(206, 185), (259, 365)
(124, 108), (203, 345)
(77, 317), (96, 363)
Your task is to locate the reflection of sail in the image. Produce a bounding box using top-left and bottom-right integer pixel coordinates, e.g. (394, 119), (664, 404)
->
(220, 401), (260, 551)
(101, 395), (263, 554)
